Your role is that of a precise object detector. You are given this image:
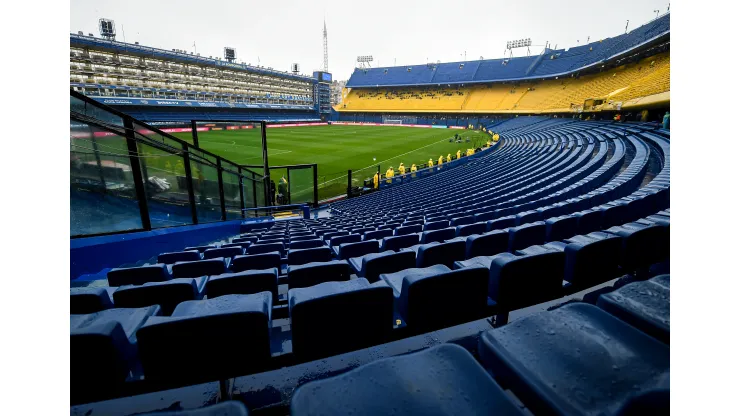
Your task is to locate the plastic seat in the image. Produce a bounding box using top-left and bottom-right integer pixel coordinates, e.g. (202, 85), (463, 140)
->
(290, 239), (326, 250)
(206, 268), (279, 301)
(465, 230), (509, 259)
(380, 234), (420, 251)
(137, 293), (272, 383)
(486, 215), (516, 231)
(336, 240), (379, 260)
(456, 221), (487, 237)
(348, 250), (417, 283)
(423, 220), (449, 231)
(247, 242), (285, 256)
(157, 250), (202, 265)
(107, 264), (170, 287)
(290, 344), (524, 416)
(394, 224), (422, 236)
(508, 221), (546, 251)
(288, 246), (333, 266)
(575, 209), (602, 235)
(288, 260), (351, 289)
(112, 277), (207, 316)
(322, 231), (349, 241)
(203, 247), (244, 260)
(606, 221), (669, 270)
(478, 303), (669, 416)
(171, 258), (229, 279)
(328, 234), (361, 247)
(363, 229), (393, 241)
(420, 227), (455, 244)
(413, 240), (466, 268)
(380, 265), (488, 330)
(183, 245), (217, 253)
(289, 279), (394, 360)
(544, 214), (578, 242)
(597, 275), (670, 343)
(230, 252), (281, 273)
(70, 287), (114, 315)
(545, 231), (623, 290)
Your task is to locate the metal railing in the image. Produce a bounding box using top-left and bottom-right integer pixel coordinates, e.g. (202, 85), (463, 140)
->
(70, 90), (268, 238)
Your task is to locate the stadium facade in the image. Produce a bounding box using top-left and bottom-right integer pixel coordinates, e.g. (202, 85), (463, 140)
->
(334, 13), (669, 125)
(69, 33), (333, 122)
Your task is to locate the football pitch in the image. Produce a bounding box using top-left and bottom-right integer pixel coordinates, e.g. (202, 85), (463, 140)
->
(171, 125), (489, 200)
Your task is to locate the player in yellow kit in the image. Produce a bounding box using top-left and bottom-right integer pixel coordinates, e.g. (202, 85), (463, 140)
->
(385, 166), (394, 183)
(410, 164), (417, 177)
(456, 149), (462, 159)
(398, 162), (406, 175)
(438, 155), (444, 166)
(447, 153), (452, 163)
(373, 172), (379, 189)
(427, 158), (434, 168)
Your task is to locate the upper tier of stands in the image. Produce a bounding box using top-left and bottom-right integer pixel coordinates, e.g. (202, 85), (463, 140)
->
(339, 53), (669, 113)
(346, 14), (669, 87)
(71, 117), (669, 415)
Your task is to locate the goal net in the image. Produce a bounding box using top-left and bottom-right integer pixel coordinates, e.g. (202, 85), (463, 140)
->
(383, 119), (403, 125)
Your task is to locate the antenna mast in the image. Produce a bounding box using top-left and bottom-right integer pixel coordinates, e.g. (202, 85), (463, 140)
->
(323, 20), (329, 72)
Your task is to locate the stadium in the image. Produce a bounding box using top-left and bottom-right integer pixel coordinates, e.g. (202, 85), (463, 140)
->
(69, 4), (671, 416)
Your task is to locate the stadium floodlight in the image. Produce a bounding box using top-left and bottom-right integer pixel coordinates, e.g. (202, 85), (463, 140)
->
(357, 56), (374, 63)
(224, 47), (236, 62)
(291, 63), (300, 74)
(98, 18), (116, 40)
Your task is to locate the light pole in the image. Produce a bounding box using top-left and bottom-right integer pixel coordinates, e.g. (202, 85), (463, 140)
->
(654, 9), (660, 19)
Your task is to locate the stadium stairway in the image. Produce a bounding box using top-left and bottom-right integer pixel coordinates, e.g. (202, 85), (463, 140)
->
(70, 117), (669, 415)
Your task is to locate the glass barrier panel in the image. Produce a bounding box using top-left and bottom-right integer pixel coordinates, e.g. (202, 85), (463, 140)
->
(70, 119), (143, 236)
(268, 167), (288, 205)
(70, 95), (123, 127)
(242, 171), (257, 213)
(221, 169), (242, 220)
(186, 122), (264, 158)
(136, 141), (193, 228)
(288, 166), (315, 205)
(255, 176), (266, 208)
(190, 156), (222, 223)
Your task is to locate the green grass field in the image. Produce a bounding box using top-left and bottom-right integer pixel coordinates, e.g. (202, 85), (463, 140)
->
(170, 125), (489, 200)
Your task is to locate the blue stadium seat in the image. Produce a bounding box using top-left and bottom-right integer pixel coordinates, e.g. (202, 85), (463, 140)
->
(545, 231), (623, 290)
(455, 221), (487, 237)
(206, 268), (279, 301)
(380, 265), (488, 330)
(363, 229), (393, 241)
(288, 246), (333, 266)
(465, 230), (509, 259)
(290, 239), (326, 250)
(508, 221), (546, 251)
(107, 264), (170, 287)
(171, 258), (229, 279)
(203, 247), (245, 260)
(140, 402), (250, 416)
(478, 303), (669, 415)
(221, 242), (251, 250)
(423, 220), (449, 231)
(380, 234), (419, 251)
(328, 234), (361, 247)
(348, 250), (417, 283)
(137, 293), (272, 383)
(247, 242), (285, 256)
(597, 274), (670, 344)
(287, 260), (351, 289)
(290, 344), (524, 416)
(450, 215), (475, 227)
(289, 279), (394, 360)
(322, 231), (349, 241)
(158, 251), (202, 265)
(394, 224), (422, 236)
(112, 277), (207, 315)
(487, 215), (517, 231)
(70, 287), (114, 315)
(411, 240), (466, 268)
(184, 245), (217, 253)
(575, 209), (603, 235)
(335, 240), (379, 260)
(420, 227), (456, 244)
(606, 222), (669, 271)
(230, 252), (281, 273)
(544, 214), (578, 242)
(70, 306), (161, 404)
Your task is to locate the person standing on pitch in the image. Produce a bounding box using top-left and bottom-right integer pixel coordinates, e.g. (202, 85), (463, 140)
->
(447, 153), (452, 163)
(385, 166), (394, 183)
(428, 158), (434, 168)
(438, 155), (444, 166)
(373, 171), (379, 189)
(410, 163), (417, 177)
(398, 162), (406, 175)
(456, 149), (462, 160)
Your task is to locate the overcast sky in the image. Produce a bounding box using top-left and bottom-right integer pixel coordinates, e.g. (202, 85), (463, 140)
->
(70, 0), (669, 81)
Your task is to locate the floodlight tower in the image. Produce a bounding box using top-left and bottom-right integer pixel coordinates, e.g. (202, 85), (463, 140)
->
(98, 18), (116, 41)
(323, 20), (329, 72)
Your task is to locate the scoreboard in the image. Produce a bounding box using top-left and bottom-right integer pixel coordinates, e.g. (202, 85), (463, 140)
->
(313, 72), (332, 83)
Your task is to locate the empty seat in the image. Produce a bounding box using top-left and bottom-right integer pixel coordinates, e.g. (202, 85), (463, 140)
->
(600, 202), (629, 228)
(456, 221), (487, 237)
(290, 235), (318, 243)
(113, 277), (207, 315)
(328, 234), (361, 247)
(412, 240), (466, 268)
(322, 231), (349, 241)
(289, 279), (394, 360)
(290, 344), (524, 416)
(545, 231), (623, 290)
(422, 220), (449, 231)
(171, 258), (228, 279)
(70, 287), (114, 315)
(203, 247), (244, 260)
(380, 265), (488, 330)
(420, 227), (456, 244)
(230, 252), (281, 273)
(515, 210), (542, 225)
(247, 242), (284, 256)
(157, 250), (202, 265)
(335, 240), (379, 260)
(394, 224), (422, 236)
(363, 229), (393, 241)
(597, 275), (670, 343)
(606, 222), (669, 271)
(466, 230), (509, 259)
(183, 245), (217, 253)
(70, 306), (160, 404)
(206, 268), (279, 301)
(107, 264), (170, 287)
(288, 246), (333, 266)
(380, 234), (419, 251)
(488, 245), (565, 314)
(348, 250), (417, 283)
(544, 214), (578, 242)
(140, 402), (250, 416)
(288, 260), (351, 289)
(221, 242), (251, 250)
(508, 221), (546, 251)
(478, 303), (669, 416)
(290, 239), (326, 250)
(575, 209), (603, 235)
(137, 293), (272, 383)
(377, 222), (402, 231)
(486, 215), (516, 231)
(450, 215), (475, 227)
(232, 236), (258, 244)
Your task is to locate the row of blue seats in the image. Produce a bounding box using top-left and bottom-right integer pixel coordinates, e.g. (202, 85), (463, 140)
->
(73, 273), (669, 415)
